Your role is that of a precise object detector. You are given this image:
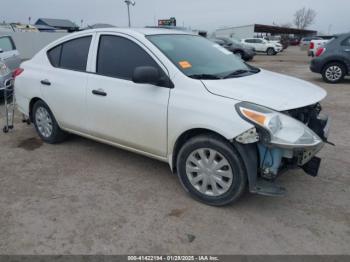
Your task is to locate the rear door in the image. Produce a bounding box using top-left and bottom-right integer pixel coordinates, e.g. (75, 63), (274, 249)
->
(243, 39), (256, 49)
(254, 39), (266, 52)
(41, 35), (93, 132)
(0, 36), (21, 71)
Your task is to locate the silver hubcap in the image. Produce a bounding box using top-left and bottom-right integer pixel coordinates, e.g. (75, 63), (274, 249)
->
(325, 66), (342, 81)
(35, 107), (53, 138)
(185, 148), (234, 197)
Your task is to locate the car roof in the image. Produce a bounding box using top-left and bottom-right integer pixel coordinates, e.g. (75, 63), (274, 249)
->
(81, 27), (194, 36)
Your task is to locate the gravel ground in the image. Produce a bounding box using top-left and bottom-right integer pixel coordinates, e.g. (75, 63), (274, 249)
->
(0, 46), (349, 255)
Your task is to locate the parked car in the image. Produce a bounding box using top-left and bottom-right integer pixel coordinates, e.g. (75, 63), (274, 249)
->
(263, 35), (288, 49)
(0, 61), (13, 98)
(241, 38), (282, 55)
(0, 35), (21, 71)
(15, 28), (330, 206)
(308, 39), (329, 57)
(300, 36), (323, 50)
(290, 38), (301, 46)
(210, 37), (256, 61)
(310, 33), (350, 83)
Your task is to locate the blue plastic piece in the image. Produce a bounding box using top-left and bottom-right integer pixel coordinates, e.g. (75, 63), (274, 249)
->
(257, 144), (283, 175)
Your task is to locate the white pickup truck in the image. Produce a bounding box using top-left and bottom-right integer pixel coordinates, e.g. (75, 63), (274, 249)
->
(308, 39), (329, 57)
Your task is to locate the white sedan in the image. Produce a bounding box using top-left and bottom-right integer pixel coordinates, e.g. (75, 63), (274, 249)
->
(15, 28), (330, 206)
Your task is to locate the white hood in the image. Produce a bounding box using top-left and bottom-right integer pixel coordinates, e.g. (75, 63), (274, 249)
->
(202, 70), (327, 111)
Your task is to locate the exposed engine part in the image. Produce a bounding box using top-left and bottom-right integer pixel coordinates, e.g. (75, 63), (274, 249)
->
(235, 128), (259, 144)
(257, 144), (284, 179)
(284, 103), (322, 125)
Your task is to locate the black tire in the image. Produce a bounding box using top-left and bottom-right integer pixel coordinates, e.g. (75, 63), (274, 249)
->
(267, 48), (276, 56)
(176, 134), (247, 206)
(32, 100), (67, 144)
(322, 62), (346, 84)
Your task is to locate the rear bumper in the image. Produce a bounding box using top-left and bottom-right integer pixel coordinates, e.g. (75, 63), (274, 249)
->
(310, 59), (323, 73)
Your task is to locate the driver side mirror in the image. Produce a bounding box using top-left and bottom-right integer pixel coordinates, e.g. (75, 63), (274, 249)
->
(132, 66), (173, 88)
(0, 48), (3, 53)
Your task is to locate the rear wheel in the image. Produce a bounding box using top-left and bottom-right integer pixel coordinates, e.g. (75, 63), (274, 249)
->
(33, 100), (67, 144)
(176, 134), (247, 206)
(322, 62), (345, 83)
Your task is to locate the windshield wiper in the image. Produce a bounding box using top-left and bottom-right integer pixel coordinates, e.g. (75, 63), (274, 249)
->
(188, 74), (222, 80)
(223, 69), (253, 79)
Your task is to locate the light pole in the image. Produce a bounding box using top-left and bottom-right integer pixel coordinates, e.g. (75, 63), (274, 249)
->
(124, 0), (135, 27)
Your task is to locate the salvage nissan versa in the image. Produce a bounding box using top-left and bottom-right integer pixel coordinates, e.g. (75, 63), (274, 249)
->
(15, 28), (331, 206)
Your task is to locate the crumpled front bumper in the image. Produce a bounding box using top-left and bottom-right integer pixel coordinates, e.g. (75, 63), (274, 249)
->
(258, 114), (331, 179)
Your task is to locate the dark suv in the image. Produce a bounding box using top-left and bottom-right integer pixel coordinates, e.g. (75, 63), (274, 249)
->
(310, 33), (350, 83)
(210, 37), (256, 61)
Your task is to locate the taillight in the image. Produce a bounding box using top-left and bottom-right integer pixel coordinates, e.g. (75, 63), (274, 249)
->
(316, 47), (326, 57)
(309, 42), (315, 49)
(13, 68), (24, 78)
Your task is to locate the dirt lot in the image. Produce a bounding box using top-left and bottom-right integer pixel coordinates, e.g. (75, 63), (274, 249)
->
(0, 46), (349, 255)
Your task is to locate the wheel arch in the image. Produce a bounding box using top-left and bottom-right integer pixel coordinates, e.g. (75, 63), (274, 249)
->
(170, 128), (259, 194)
(171, 128), (226, 173)
(322, 60), (349, 75)
(29, 97), (43, 122)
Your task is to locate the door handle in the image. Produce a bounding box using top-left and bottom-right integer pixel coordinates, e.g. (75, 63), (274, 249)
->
(344, 49), (350, 52)
(92, 89), (107, 96)
(40, 79), (51, 86)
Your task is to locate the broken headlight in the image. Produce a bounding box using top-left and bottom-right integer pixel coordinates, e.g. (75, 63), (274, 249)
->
(236, 102), (322, 148)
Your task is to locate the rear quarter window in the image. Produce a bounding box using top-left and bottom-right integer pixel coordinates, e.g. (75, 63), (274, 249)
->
(47, 45), (62, 67)
(46, 36), (92, 71)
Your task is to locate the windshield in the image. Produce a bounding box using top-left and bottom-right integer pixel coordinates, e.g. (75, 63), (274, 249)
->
(147, 34), (255, 79)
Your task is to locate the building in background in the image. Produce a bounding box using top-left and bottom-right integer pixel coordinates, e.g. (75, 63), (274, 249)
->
(215, 24), (317, 40)
(35, 18), (79, 32)
(11, 23), (39, 32)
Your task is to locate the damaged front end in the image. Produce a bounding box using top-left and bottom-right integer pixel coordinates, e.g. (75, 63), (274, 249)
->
(234, 102), (331, 196)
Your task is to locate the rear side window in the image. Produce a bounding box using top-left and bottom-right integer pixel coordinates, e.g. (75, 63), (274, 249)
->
(0, 36), (15, 52)
(97, 35), (160, 80)
(47, 36), (92, 71)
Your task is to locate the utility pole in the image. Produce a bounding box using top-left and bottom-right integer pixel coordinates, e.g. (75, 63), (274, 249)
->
(124, 0), (136, 27)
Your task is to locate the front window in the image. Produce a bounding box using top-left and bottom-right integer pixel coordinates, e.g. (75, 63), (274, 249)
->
(147, 34), (258, 79)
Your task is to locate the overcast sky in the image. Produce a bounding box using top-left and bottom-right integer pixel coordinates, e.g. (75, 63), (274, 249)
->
(2, 0), (349, 34)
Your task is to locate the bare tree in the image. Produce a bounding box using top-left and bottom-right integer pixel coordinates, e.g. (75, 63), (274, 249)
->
(294, 7), (317, 29)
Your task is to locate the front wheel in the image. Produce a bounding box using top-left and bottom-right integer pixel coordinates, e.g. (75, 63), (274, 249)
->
(33, 100), (67, 144)
(176, 135), (247, 206)
(267, 48), (276, 56)
(322, 62), (345, 83)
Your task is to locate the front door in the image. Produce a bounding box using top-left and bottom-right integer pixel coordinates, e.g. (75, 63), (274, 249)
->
(86, 34), (170, 157)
